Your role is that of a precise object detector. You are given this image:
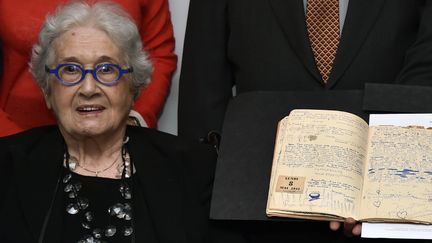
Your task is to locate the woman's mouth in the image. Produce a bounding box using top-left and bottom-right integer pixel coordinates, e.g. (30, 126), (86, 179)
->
(76, 105), (106, 115)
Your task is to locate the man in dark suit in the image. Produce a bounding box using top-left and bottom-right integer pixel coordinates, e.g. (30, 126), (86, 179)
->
(179, 0), (432, 142)
(178, 0), (432, 241)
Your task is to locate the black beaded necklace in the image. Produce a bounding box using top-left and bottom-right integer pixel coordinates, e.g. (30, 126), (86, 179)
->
(62, 137), (134, 243)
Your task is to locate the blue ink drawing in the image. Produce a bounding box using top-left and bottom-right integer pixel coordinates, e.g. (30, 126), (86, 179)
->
(309, 193), (321, 201)
(395, 168), (418, 178)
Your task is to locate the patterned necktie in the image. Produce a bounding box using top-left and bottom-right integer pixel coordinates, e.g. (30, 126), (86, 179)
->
(306, 0), (340, 83)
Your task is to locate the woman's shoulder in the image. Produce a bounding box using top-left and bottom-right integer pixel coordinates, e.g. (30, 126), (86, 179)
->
(0, 125), (59, 148)
(127, 126), (215, 154)
(127, 125), (217, 181)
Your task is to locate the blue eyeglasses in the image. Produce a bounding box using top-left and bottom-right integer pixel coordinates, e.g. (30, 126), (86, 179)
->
(45, 63), (133, 86)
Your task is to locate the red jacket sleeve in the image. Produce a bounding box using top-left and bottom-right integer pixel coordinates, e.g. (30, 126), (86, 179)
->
(134, 0), (177, 128)
(0, 109), (23, 137)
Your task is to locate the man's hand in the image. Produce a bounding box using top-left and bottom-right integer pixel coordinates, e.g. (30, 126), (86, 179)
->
(329, 218), (362, 237)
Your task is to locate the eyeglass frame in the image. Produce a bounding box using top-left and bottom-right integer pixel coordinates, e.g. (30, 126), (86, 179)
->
(45, 63), (133, 86)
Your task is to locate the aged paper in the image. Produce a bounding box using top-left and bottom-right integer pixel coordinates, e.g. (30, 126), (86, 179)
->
(267, 110), (369, 219)
(360, 125), (432, 223)
(362, 113), (432, 239)
(362, 223), (432, 239)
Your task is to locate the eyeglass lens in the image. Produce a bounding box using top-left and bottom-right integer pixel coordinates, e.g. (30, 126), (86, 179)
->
(59, 64), (121, 84)
(59, 65), (82, 83)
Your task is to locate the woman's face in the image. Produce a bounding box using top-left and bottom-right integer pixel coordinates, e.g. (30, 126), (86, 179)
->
(45, 26), (134, 138)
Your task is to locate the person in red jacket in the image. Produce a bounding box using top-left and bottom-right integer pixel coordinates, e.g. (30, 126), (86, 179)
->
(0, 0), (177, 136)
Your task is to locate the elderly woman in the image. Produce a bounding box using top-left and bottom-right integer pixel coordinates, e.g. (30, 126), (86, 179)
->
(0, 0), (176, 136)
(0, 2), (215, 243)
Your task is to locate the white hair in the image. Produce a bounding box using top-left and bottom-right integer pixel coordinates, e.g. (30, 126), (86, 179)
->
(30, 1), (152, 98)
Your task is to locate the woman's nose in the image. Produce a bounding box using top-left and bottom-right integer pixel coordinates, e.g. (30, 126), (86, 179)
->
(78, 71), (100, 97)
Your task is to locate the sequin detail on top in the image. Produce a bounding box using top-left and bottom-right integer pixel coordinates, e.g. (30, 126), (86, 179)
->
(63, 137), (134, 242)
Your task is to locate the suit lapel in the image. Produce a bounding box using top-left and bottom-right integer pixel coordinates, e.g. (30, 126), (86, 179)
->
(128, 132), (186, 243)
(11, 128), (64, 242)
(268, 0), (386, 88)
(268, 0), (322, 83)
(327, 0), (386, 88)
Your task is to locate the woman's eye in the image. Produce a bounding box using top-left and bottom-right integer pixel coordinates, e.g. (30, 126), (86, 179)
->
(64, 65), (79, 73)
(99, 65), (114, 73)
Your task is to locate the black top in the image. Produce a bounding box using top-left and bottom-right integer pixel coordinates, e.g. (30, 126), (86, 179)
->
(0, 126), (218, 243)
(58, 167), (157, 243)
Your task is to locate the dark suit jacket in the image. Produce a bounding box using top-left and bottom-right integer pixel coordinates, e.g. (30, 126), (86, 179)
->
(0, 126), (217, 243)
(178, 0), (432, 141)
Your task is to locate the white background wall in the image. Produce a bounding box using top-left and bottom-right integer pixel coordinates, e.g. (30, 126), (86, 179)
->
(157, 0), (190, 135)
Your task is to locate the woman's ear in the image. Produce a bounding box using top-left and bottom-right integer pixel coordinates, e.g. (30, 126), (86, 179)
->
(43, 91), (52, 110)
